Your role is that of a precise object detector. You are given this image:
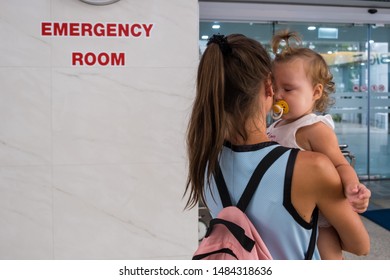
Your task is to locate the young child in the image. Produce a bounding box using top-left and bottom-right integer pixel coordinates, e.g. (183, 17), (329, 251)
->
(267, 30), (371, 260)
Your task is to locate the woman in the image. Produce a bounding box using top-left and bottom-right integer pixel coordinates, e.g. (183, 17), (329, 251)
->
(184, 34), (369, 259)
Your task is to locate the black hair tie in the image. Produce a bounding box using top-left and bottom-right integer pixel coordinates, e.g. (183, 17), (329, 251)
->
(207, 34), (232, 56)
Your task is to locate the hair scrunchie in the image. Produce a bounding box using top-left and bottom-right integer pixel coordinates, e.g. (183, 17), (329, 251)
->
(207, 34), (232, 56)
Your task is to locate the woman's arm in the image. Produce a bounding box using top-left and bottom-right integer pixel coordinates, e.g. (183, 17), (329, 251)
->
(293, 151), (370, 256)
(297, 122), (370, 213)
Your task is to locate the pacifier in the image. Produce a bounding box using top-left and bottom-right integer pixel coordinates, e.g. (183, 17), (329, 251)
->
(272, 100), (289, 120)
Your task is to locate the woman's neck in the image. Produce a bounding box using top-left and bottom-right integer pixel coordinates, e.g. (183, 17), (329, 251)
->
(228, 120), (270, 145)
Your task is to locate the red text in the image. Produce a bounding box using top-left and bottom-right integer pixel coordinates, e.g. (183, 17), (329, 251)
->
(72, 52), (125, 66)
(42, 22), (154, 37)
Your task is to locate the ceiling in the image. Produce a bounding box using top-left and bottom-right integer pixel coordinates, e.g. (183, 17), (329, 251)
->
(199, 0), (390, 9)
(199, 1), (390, 55)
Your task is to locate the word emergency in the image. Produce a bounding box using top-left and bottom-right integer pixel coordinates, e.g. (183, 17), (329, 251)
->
(41, 22), (154, 37)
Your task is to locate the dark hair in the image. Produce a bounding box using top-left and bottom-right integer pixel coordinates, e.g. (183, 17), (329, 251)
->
(184, 34), (272, 209)
(271, 30), (335, 112)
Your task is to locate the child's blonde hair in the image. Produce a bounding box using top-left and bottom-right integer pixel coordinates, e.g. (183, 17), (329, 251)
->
(271, 30), (335, 113)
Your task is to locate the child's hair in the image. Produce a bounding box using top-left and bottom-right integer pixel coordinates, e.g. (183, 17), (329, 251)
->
(185, 34), (272, 209)
(271, 30), (335, 113)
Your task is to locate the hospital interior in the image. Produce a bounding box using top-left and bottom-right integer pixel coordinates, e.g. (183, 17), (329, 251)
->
(0, 0), (389, 260)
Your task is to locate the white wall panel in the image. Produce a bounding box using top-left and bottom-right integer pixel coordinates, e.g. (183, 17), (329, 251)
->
(0, 0), (198, 259)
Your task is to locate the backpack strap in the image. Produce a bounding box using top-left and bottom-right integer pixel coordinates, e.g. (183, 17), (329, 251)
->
(214, 163), (232, 207)
(206, 218), (255, 252)
(213, 145), (289, 210)
(213, 145), (319, 260)
(236, 146), (290, 212)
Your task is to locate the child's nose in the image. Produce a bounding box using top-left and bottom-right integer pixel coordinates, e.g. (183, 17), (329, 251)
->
(274, 89), (282, 100)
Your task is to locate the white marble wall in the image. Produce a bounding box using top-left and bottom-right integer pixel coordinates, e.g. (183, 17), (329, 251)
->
(0, 0), (199, 259)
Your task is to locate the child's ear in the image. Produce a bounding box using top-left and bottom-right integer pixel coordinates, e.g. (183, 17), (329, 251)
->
(313, 83), (323, 100)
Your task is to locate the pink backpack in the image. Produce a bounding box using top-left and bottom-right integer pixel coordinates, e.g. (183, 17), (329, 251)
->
(193, 146), (318, 260)
(193, 205), (272, 260)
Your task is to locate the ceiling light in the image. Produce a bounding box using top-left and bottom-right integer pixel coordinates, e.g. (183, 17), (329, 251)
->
(308, 26), (316, 31)
(201, 35), (209, 40)
(212, 24), (221, 29)
(318, 27), (338, 39)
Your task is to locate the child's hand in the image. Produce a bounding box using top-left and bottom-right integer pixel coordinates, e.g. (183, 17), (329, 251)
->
(344, 183), (371, 213)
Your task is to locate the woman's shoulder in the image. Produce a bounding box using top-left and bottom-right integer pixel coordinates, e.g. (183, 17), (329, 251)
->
(294, 150), (341, 189)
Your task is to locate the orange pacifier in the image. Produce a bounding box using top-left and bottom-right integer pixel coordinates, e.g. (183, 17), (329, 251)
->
(272, 100), (289, 120)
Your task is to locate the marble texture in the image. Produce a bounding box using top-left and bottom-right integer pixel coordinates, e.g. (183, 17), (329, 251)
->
(52, 67), (195, 165)
(0, 0), (51, 67)
(52, 163), (195, 259)
(0, 0), (199, 259)
(0, 68), (52, 166)
(0, 166), (53, 259)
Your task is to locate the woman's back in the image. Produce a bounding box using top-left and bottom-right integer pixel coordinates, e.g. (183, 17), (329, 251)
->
(204, 142), (321, 259)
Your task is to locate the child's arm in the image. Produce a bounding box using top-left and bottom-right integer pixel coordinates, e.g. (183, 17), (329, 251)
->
(296, 121), (371, 212)
(336, 164), (370, 213)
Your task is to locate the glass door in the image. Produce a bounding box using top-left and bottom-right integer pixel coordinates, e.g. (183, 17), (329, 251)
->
(368, 24), (390, 179)
(199, 21), (390, 179)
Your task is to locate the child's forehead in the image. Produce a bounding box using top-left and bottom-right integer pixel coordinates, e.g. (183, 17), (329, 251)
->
(275, 58), (307, 72)
(274, 59), (312, 81)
